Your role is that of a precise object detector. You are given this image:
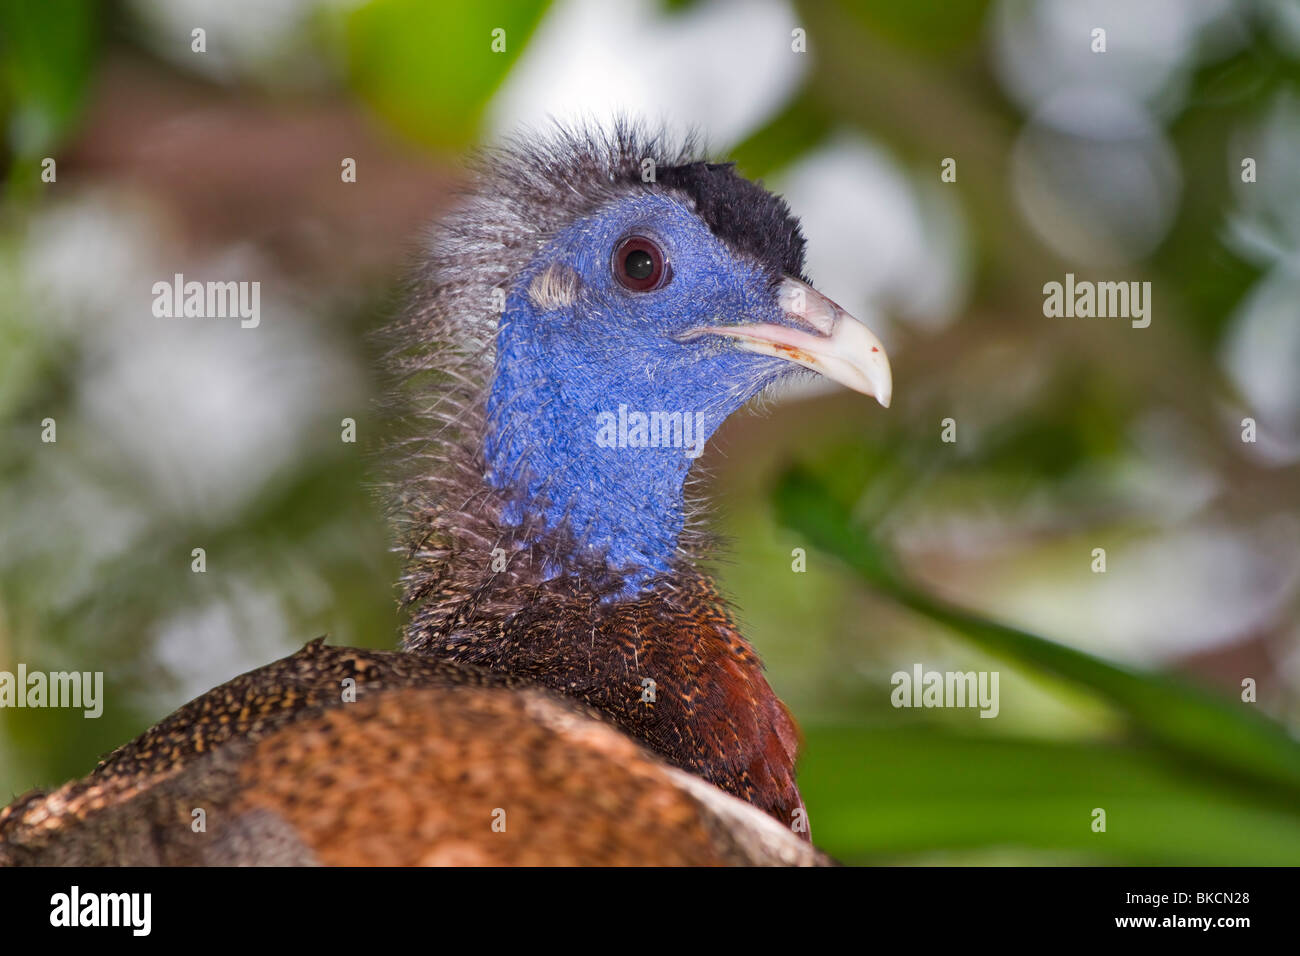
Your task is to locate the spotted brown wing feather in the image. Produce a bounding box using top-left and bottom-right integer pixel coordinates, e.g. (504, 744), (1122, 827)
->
(0, 639), (825, 866)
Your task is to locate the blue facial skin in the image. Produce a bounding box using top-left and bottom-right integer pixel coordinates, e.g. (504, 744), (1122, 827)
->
(484, 193), (795, 595)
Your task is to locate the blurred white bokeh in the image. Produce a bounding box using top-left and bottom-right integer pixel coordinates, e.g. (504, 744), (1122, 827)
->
(1010, 86), (1182, 265)
(993, 0), (1244, 265)
(24, 192), (364, 523)
(125, 0), (330, 86)
(776, 132), (969, 339)
(991, 0), (1242, 118)
(488, 0), (805, 149)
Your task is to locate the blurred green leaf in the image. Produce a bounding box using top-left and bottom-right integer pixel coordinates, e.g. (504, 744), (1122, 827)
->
(825, 0), (990, 58)
(801, 725), (1300, 864)
(730, 90), (834, 179)
(0, 0), (99, 186)
(1157, 43), (1300, 347)
(341, 0), (549, 151)
(775, 464), (1300, 797)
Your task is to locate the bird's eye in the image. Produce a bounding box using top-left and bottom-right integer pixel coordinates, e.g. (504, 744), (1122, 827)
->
(613, 236), (668, 292)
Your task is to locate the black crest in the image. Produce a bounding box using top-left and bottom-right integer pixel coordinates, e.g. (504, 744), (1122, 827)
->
(653, 161), (808, 283)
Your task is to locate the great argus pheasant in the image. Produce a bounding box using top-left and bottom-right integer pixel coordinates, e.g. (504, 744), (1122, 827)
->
(0, 122), (892, 866)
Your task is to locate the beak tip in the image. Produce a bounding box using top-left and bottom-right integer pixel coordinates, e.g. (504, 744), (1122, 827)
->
(873, 372), (893, 409)
(778, 277), (895, 412)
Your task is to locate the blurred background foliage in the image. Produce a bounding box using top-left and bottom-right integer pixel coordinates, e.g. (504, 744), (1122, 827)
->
(1, 0), (1298, 864)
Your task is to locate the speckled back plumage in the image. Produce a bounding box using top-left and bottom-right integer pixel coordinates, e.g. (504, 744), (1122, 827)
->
(404, 561), (805, 827)
(0, 641), (821, 865)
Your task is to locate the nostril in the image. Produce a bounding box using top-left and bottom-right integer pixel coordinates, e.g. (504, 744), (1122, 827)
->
(779, 277), (840, 336)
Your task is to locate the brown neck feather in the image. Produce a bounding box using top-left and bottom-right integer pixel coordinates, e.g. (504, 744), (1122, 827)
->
(400, 504), (807, 836)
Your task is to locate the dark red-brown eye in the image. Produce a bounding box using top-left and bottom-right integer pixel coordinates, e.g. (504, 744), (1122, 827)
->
(612, 235), (668, 292)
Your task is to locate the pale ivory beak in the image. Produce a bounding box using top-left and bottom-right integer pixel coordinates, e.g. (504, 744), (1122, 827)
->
(685, 277), (892, 408)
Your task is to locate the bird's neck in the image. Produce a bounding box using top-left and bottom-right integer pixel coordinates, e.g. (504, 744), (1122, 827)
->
(483, 311), (731, 595)
(480, 268), (793, 597)
(402, 524), (806, 834)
